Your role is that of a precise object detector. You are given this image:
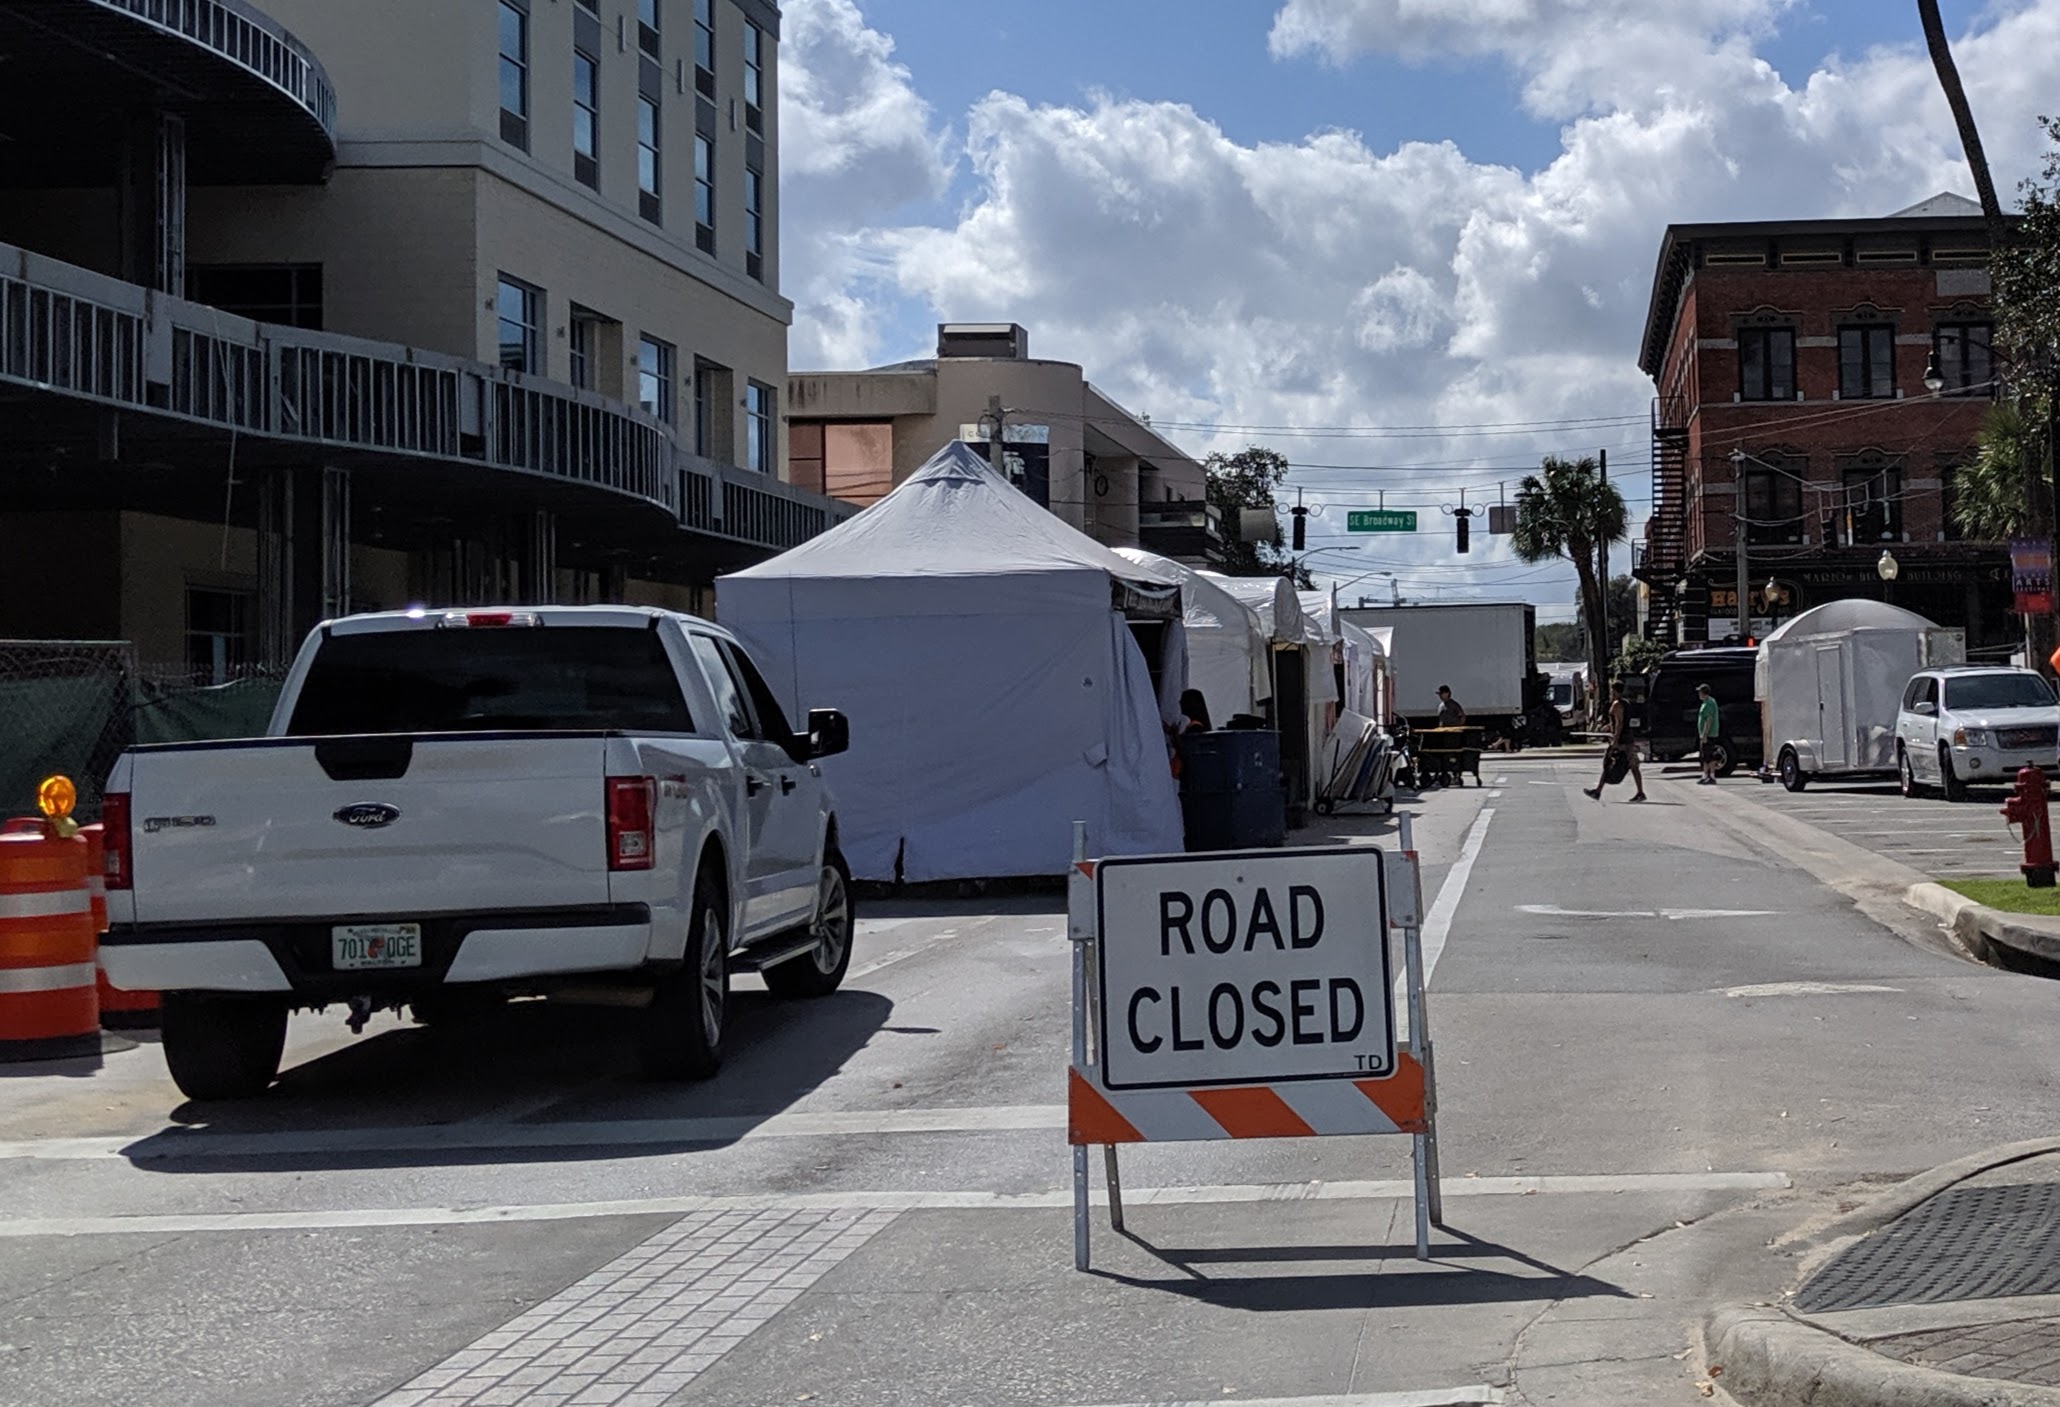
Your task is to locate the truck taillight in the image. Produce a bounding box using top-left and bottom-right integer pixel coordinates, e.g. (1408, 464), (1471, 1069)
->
(438, 610), (541, 629)
(101, 792), (132, 890)
(607, 776), (655, 872)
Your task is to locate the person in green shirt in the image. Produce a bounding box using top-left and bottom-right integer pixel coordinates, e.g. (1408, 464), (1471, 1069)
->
(1696, 683), (1722, 785)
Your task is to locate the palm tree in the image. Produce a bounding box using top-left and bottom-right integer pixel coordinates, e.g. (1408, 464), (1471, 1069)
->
(1917, 0), (2011, 253)
(1513, 456), (1627, 716)
(1951, 402), (2043, 541)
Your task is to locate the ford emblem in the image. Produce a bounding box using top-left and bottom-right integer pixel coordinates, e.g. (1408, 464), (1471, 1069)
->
(334, 803), (401, 830)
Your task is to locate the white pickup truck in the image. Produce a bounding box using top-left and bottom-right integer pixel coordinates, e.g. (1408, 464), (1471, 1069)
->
(100, 606), (854, 1101)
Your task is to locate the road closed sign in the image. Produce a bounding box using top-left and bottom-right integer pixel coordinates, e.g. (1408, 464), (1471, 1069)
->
(1095, 847), (1393, 1091)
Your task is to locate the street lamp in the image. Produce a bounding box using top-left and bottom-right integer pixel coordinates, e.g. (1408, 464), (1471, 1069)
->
(1877, 549), (1900, 582)
(1922, 350), (1946, 396)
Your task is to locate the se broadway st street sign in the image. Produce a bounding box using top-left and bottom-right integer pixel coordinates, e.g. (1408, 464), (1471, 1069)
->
(1347, 509), (1417, 532)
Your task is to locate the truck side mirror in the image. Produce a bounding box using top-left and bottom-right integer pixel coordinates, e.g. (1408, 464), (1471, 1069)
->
(1914, 701), (1937, 717)
(805, 708), (850, 760)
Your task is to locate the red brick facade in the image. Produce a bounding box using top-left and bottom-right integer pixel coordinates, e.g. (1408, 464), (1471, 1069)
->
(1636, 204), (2014, 648)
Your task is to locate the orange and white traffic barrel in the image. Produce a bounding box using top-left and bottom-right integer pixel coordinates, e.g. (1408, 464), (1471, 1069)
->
(82, 823), (159, 1031)
(0, 825), (100, 1062)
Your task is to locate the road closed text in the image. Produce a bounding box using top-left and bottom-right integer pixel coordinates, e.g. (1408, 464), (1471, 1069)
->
(1096, 851), (1394, 1090)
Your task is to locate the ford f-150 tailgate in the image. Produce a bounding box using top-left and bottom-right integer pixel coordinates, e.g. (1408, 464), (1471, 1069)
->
(124, 734), (614, 926)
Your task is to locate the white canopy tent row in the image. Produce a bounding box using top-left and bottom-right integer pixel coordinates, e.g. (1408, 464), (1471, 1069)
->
(1200, 573), (1339, 816)
(717, 442), (1187, 883)
(1113, 547), (1269, 725)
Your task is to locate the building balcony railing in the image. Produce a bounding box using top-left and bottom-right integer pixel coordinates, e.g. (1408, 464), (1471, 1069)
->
(0, 241), (854, 556)
(95, 0), (339, 140)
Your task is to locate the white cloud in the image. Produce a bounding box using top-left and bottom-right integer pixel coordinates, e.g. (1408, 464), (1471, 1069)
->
(777, 0), (2060, 601)
(777, 0), (953, 368)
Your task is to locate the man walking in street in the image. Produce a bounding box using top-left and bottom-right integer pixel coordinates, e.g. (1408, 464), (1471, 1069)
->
(1696, 682), (1722, 785)
(1584, 680), (1645, 802)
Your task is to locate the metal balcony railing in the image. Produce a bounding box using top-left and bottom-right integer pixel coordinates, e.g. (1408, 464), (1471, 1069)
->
(0, 241), (855, 554)
(94, 0), (339, 139)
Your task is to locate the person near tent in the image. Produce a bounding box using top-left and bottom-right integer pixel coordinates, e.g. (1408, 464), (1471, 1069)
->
(1178, 689), (1212, 734)
(1584, 681), (1647, 803)
(1435, 686), (1465, 727)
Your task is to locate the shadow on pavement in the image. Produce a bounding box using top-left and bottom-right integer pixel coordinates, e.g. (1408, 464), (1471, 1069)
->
(1093, 1226), (1630, 1311)
(122, 985), (895, 1173)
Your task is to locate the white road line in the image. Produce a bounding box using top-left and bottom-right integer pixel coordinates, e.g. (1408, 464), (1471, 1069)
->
(1723, 982), (1902, 998)
(1075, 1391), (1504, 1407)
(0, 1104), (1074, 1163)
(0, 1171), (1791, 1238)
(1517, 904), (1778, 921)
(1412, 806), (1493, 995)
(1485, 790), (1503, 799)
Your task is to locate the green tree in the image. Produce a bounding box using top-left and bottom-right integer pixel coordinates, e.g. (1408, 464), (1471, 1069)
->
(1512, 456), (1627, 718)
(1951, 402), (2044, 539)
(1205, 446), (1307, 582)
(1535, 622), (1583, 662)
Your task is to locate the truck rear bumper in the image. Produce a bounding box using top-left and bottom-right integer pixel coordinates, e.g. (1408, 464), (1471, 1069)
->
(103, 904), (654, 997)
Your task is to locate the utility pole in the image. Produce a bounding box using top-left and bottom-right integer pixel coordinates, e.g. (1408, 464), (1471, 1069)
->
(1597, 449), (1609, 661)
(983, 394), (1007, 476)
(1730, 449), (1751, 643)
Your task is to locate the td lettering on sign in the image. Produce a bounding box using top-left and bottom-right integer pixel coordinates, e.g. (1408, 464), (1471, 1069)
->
(1095, 849), (1394, 1090)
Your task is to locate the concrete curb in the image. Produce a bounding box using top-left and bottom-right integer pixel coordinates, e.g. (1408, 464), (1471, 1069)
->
(1706, 1302), (2060, 1407)
(1905, 883), (2060, 967)
(1805, 1136), (2060, 1245)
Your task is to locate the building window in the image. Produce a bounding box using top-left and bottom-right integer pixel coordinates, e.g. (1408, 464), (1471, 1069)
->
(497, 275), (541, 375)
(694, 134), (715, 253)
(573, 48), (600, 188)
(498, 1), (529, 150)
(744, 166), (764, 280)
(1842, 465), (1902, 543)
(569, 310), (599, 391)
(1739, 327), (1795, 401)
(693, 358), (720, 456)
(1742, 468), (1804, 546)
(638, 0), (660, 56)
(1934, 322), (1995, 396)
(694, 0), (715, 94)
(639, 335), (675, 422)
(186, 264), (323, 329)
(743, 22), (764, 131)
(745, 380), (775, 473)
(638, 97), (662, 224)
(186, 586), (252, 683)
(1838, 324), (1894, 400)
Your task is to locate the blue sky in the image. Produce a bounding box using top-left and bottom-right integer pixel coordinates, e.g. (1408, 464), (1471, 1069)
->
(779, 0), (2058, 618)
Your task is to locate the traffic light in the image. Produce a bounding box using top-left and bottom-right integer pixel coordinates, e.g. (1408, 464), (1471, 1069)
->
(1290, 502), (1308, 551)
(1454, 506), (1472, 554)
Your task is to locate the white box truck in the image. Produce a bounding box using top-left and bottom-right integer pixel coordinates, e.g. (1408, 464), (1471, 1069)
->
(1340, 602), (1537, 734)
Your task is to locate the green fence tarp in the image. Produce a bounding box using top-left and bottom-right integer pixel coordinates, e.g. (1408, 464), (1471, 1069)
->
(132, 677), (283, 747)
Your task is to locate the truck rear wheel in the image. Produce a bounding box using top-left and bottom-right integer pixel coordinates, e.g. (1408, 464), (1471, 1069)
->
(637, 871), (727, 1080)
(763, 848), (854, 999)
(162, 994), (287, 1101)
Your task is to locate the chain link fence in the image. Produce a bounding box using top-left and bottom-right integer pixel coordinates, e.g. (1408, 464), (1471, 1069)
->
(0, 642), (285, 822)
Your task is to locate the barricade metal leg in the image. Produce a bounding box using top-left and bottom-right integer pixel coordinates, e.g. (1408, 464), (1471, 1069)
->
(1398, 813), (1438, 1257)
(1070, 821), (1091, 1271)
(1104, 1145), (1125, 1233)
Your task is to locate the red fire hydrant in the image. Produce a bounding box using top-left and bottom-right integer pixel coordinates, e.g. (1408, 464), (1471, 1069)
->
(2001, 766), (2057, 888)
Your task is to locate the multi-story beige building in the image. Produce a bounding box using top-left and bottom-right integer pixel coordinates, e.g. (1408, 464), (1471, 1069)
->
(787, 324), (1216, 562)
(0, 0), (840, 673)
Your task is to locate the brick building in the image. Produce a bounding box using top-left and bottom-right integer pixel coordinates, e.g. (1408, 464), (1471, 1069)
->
(1634, 194), (2015, 651)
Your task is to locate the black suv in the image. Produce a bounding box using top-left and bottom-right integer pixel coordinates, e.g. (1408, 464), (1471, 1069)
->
(1635, 647), (1760, 777)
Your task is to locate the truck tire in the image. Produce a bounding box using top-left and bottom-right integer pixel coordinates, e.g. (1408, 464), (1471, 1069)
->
(637, 869), (727, 1080)
(763, 847), (854, 999)
(1778, 748), (1808, 792)
(1714, 738), (1739, 779)
(162, 994), (287, 1101)
(1940, 746), (1969, 803)
(1899, 746), (1926, 799)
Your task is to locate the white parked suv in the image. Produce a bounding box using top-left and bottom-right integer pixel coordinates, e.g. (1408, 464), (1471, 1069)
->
(1895, 666), (2060, 801)
(100, 606), (854, 1100)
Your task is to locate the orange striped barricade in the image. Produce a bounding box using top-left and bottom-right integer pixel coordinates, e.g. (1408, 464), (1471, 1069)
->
(1065, 815), (1442, 1269)
(0, 829), (100, 1063)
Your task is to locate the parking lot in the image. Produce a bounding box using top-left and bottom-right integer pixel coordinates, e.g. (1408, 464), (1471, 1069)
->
(1717, 769), (2028, 879)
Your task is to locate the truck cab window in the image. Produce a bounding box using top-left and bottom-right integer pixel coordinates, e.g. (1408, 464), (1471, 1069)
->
(688, 634), (758, 739)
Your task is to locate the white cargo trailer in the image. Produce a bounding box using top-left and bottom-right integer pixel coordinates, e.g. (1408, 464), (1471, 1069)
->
(1756, 599), (1966, 791)
(1340, 601), (1537, 731)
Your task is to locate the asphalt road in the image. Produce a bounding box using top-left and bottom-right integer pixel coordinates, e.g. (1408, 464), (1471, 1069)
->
(6, 757), (2060, 1407)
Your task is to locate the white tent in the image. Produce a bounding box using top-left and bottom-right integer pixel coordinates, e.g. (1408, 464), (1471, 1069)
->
(717, 442), (1186, 882)
(1756, 599), (1966, 776)
(1340, 621), (1383, 719)
(1197, 574), (1336, 811)
(1203, 573), (1303, 644)
(1115, 548), (1268, 724)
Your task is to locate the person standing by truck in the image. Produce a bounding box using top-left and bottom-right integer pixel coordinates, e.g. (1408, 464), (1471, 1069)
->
(1696, 683), (1722, 785)
(1584, 681), (1646, 803)
(1435, 685), (1466, 727)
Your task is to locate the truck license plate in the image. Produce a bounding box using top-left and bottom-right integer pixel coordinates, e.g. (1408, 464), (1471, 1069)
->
(332, 923), (423, 971)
